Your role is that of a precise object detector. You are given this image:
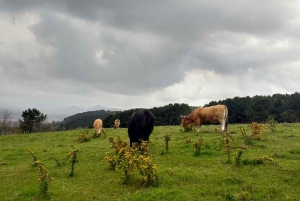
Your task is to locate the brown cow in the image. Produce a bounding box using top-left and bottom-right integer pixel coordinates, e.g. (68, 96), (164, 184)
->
(93, 119), (103, 134)
(181, 105), (228, 133)
(114, 119), (120, 129)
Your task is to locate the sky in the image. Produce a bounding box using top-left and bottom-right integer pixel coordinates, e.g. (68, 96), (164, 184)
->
(1, 0), (300, 111)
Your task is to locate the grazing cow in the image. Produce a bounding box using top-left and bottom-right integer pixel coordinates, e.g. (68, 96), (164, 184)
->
(114, 119), (120, 129)
(128, 110), (155, 147)
(181, 105), (228, 133)
(93, 119), (103, 134)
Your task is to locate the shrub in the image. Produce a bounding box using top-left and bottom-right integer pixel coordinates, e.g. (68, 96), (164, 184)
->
(66, 146), (79, 177)
(103, 139), (158, 186)
(251, 122), (265, 140)
(27, 149), (38, 166)
(27, 149), (53, 197)
(266, 116), (278, 132)
(220, 132), (234, 163)
(109, 136), (128, 154)
(234, 149), (244, 167)
(193, 138), (204, 156)
(35, 160), (54, 197)
(164, 134), (171, 153)
(74, 133), (92, 143)
(240, 127), (253, 145)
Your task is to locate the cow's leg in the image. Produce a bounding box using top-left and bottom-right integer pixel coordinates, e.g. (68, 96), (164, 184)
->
(195, 124), (201, 135)
(197, 125), (200, 133)
(218, 118), (226, 132)
(221, 123), (225, 132)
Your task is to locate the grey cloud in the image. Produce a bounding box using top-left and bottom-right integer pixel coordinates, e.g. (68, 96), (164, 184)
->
(1, 0), (300, 110)
(27, 10), (186, 94)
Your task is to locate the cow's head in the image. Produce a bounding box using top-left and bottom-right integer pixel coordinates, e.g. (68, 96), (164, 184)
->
(180, 115), (190, 127)
(94, 127), (101, 134)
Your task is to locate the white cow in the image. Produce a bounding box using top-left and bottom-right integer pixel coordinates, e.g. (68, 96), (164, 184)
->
(93, 119), (103, 134)
(114, 119), (120, 129)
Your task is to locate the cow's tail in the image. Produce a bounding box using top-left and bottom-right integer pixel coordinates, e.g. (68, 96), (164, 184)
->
(223, 105), (228, 132)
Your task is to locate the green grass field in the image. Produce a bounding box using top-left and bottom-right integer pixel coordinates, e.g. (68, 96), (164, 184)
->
(1, 123), (300, 201)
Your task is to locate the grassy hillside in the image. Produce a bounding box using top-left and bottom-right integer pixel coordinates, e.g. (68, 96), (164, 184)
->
(1, 123), (300, 201)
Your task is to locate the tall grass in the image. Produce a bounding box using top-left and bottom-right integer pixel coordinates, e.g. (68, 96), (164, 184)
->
(1, 124), (300, 200)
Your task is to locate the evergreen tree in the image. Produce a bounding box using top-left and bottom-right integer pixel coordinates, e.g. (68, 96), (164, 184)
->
(19, 108), (47, 133)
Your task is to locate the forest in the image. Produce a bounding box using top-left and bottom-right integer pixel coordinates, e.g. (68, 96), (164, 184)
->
(61, 92), (300, 129)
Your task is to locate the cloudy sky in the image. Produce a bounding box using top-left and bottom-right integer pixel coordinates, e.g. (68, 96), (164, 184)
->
(0, 0), (300, 111)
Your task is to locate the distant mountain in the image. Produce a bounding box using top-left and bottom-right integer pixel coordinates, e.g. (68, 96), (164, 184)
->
(44, 105), (85, 116)
(0, 105), (123, 122)
(86, 105), (122, 112)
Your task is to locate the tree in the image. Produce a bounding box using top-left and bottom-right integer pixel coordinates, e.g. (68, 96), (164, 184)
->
(0, 110), (12, 135)
(19, 108), (47, 133)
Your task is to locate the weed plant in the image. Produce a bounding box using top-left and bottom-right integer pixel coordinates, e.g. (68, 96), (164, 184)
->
(103, 139), (157, 185)
(218, 132), (234, 163)
(266, 115), (278, 132)
(164, 134), (171, 153)
(251, 122), (265, 140)
(234, 149), (244, 166)
(35, 160), (54, 197)
(66, 145), (79, 177)
(27, 149), (38, 166)
(192, 138), (204, 156)
(74, 132), (92, 143)
(240, 127), (252, 146)
(185, 137), (192, 144)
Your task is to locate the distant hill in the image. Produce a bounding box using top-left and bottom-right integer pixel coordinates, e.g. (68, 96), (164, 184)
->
(62, 110), (113, 129)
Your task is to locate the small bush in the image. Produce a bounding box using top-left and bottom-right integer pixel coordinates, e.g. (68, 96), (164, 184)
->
(251, 122), (265, 140)
(220, 132), (234, 163)
(266, 116), (278, 132)
(193, 138), (204, 156)
(240, 127), (253, 145)
(27, 149), (38, 166)
(164, 134), (171, 153)
(35, 160), (54, 197)
(235, 149), (244, 167)
(186, 137), (192, 144)
(109, 136), (128, 154)
(103, 140), (158, 186)
(74, 133), (92, 143)
(66, 146), (79, 177)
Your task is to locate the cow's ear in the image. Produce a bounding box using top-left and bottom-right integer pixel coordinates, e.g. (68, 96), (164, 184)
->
(180, 115), (186, 118)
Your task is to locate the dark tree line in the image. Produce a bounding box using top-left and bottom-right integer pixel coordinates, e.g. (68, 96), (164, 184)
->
(102, 103), (191, 128)
(205, 92), (300, 124)
(19, 92), (298, 132)
(103, 92), (300, 128)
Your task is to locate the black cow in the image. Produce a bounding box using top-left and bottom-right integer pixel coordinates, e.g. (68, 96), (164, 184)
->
(127, 110), (155, 147)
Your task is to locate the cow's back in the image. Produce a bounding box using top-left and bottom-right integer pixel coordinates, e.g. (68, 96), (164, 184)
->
(197, 105), (227, 123)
